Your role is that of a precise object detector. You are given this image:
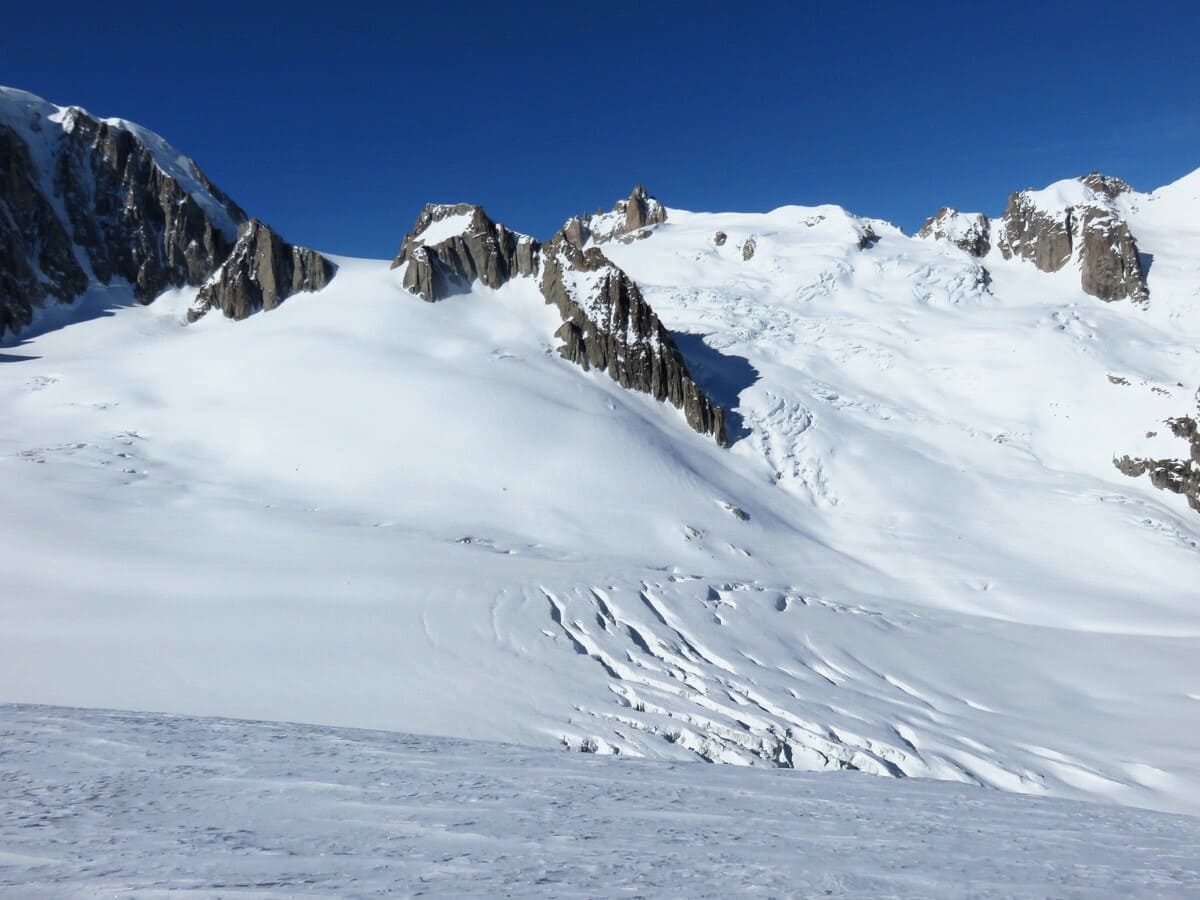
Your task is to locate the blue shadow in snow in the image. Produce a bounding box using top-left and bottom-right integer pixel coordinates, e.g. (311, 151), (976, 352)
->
(671, 332), (759, 444)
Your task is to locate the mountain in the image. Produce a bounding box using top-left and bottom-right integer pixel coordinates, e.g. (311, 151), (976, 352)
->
(0, 87), (332, 338)
(2, 88), (1199, 822)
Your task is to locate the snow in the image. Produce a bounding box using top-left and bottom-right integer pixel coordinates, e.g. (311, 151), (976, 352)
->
(0, 86), (240, 240)
(3, 703), (1198, 898)
(1019, 176), (1104, 213)
(2, 163), (1200, 838)
(412, 211), (477, 245)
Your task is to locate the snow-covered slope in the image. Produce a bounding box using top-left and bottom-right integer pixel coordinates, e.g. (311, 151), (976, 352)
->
(4, 704), (1198, 898)
(2, 158), (1199, 820)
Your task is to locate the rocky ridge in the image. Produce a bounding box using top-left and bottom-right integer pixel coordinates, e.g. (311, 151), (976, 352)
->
(391, 203), (538, 301)
(996, 174), (1148, 303)
(0, 87), (331, 339)
(561, 185), (667, 248)
(916, 208), (991, 257)
(392, 193), (727, 445)
(915, 174), (1150, 304)
(189, 220), (334, 321)
(1115, 407), (1200, 512)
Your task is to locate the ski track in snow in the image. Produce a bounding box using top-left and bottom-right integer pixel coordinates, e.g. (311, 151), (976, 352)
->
(2, 704), (1199, 898)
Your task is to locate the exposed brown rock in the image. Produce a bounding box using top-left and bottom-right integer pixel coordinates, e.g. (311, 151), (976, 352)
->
(0, 93), (251, 339)
(540, 233), (727, 446)
(392, 203), (539, 302)
(713, 231), (727, 247)
(1076, 205), (1148, 303)
(997, 193), (1073, 272)
(560, 185), (668, 248)
(997, 175), (1148, 303)
(1115, 408), (1200, 513)
(189, 220), (334, 321)
(742, 238), (756, 261)
(624, 184), (667, 232)
(916, 208), (991, 257)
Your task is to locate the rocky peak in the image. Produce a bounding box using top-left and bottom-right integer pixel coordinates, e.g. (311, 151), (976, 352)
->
(388, 198), (728, 445)
(560, 185), (668, 248)
(188, 219), (334, 322)
(916, 207), (991, 257)
(623, 184), (667, 232)
(0, 88), (254, 339)
(996, 174), (1148, 303)
(539, 231), (727, 445)
(1079, 172), (1133, 199)
(392, 203), (539, 302)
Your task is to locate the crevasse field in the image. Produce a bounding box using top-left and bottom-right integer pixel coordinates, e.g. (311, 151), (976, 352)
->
(3, 163), (1200, 893)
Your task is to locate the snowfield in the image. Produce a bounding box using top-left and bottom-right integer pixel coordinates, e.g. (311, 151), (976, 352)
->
(3, 703), (1198, 897)
(2, 162), (1199, 849)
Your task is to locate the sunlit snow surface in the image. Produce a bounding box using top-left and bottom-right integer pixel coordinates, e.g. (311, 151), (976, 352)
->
(1, 172), (1199, 825)
(2, 704), (1198, 898)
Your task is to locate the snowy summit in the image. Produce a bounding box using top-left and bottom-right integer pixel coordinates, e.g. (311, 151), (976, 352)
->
(1, 85), (1199, 895)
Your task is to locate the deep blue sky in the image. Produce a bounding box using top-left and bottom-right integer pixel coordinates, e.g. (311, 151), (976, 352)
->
(5, 1), (1198, 258)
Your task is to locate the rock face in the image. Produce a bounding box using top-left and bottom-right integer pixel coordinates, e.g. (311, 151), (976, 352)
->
(916, 208), (991, 257)
(0, 88), (332, 338)
(540, 233), (727, 446)
(1076, 206), (1147, 303)
(997, 192), (1073, 272)
(392, 203), (539, 302)
(189, 220), (334, 321)
(390, 195), (727, 445)
(996, 174), (1148, 303)
(560, 185), (667, 248)
(0, 89), (249, 339)
(1115, 411), (1200, 513)
(741, 238), (756, 261)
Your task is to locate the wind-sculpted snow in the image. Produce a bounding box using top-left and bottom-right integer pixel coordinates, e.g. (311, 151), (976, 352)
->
(2, 162), (1200, 827)
(6, 705), (1198, 898)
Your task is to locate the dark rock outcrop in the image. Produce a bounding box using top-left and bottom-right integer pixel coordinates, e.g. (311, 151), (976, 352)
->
(741, 238), (756, 261)
(623, 184), (667, 232)
(560, 185), (667, 248)
(1115, 412), (1200, 513)
(540, 233), (727, 445)
(997, 193), (1074, 272)
(0, 95), (249, 340)
(0, 89), (343, 340)
(1076, 205), (1147, 303)
(996, 174), (1148, 303)
(392, 203), (539, 302)
(0, 123), (89, 335)
(389, 195), (728, 445)
(53, 108), (245, 302)
(189, 219), (334, 321)
(916, 208), (991, 257)
(713, 231), (727, 247)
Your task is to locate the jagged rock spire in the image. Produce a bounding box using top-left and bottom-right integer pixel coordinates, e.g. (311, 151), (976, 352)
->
(561, 185), (668, 249)
(0, 88), (334, 337)
(188, 219), (335, 321)
(392, 203), (538, 302)
(390, 195), (728, 445)
(540, 232), (727, 446)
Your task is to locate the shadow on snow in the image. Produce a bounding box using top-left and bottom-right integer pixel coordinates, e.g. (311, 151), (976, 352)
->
(671, 332), (759, 444)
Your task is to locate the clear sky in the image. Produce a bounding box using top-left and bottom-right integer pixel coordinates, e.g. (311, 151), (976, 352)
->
(5, 1), (1198, 258)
